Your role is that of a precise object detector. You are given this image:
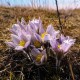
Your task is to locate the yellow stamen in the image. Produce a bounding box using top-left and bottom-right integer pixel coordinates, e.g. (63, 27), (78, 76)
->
(36, 54), (43, 62)
(58, 44), (61, 49)
(19, 40), (26, 46)
(34, 40), (41, 48)
(41, 32), (47, 41)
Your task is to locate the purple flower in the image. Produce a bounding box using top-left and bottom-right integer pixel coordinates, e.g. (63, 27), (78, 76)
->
(29, 17), (44, 34)
(46, 24), (60, 38)
(10, 24), (21, 36)
(50, 34), (75, 53)
(58, 36), (75, 52)
(6, 17), (75, 54)
(40, 24), (59, 42)
(17, 18), (27, 32)
(10, 18), (59, 43)
(32, 33), (42, 48)
(30, 23), (59, 44)
(31, 48), (47, 65)
(6, 32), (31, 50)
(32, 32), (53, 48)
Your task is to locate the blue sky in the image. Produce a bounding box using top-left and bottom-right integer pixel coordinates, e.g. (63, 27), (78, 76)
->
(0, 0), (80, 9)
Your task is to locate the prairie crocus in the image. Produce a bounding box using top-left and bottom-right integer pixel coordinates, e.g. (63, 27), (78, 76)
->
(10, 24), (21, 36)
(40, 24), (59, 42)
(32, 32), (52, 48)
(57, 36), (75, 53)
(6, 32), (31, 50)
(32, 33), (42, 48)
(29, 18), (44, 34)
(31, 48), (47, 65)
(11, 19), (34, 36)
(50, 35), (75, 53)
(17, 18), (27, 32)
(46, 25), (60, 38)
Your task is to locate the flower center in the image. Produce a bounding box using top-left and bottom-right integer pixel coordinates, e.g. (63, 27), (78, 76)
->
(58, 44), (61, 49)
(41, 32), (47, 41)
(34, 40), (41, 48)
(36, 54), (43, 62)
(19, 40), (26, 46)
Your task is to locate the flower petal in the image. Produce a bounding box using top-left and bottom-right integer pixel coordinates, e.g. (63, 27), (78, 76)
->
(5, 42), (16, 48)
(15, 46), (24, 50)
(31, 48), (40, 57)
(46, 24), (54, 35)
(34, 33), (42, 42)
(21, 31), (31, 41)
(60, 39), (75, 52)
(50, 38), (57, 49)
(10, 24), (21, 36)
(40, 55), (45, 64)
(11, 34), (20, 44)
(17, 19), (27, 32)
(44, 34), (52, 42)
(24, 41), (30, 48)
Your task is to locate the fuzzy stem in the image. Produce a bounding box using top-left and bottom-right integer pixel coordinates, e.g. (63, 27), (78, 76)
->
(23, 50), (32, 61)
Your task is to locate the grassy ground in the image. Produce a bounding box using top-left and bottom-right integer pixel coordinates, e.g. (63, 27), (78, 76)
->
(0, 6), (80, 79)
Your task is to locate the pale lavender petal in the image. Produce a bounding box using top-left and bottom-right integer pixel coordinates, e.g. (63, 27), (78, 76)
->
(24, 41), (30, 48)
(50, 38), (57, 49)
(17, 19), (26, 32)
(10, 29), (17, 35)
(21, 31), (31, 41)
(39, 23), (44, 34)
(58, 34), (66, 44)
(29, 18), (44, 34)
(27, 25), (34, 35)
(60, 42), (71, 52)
(15, 46), (24, 50)
(29, 21), (34, 29)
(11, 24), (20, 30)
(60, 39), (75, 52)
(40, 49), (47, 64)
(52, 30), (60, 39)
(30, 19), (38, 31)
(38, 18), (44, 34)
(46, 24), (60, 39)
(34, 33), (42, 42)
(11, 34), (20, 44)
(31, 48), (40, 57)
(46, 24), (54, 35)
(40, 55), (45, 64)
(60, 34), (66, 42)
(5, 42), (16, 48)
(10, 24), (21, 35)
(44, 34), (52, 41)
(29, 21), (37, 32)
(30, 18), (40, 27)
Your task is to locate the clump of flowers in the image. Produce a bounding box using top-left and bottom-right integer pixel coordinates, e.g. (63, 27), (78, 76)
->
(5, 17), (76, 79)
(3, 18), (75, 80)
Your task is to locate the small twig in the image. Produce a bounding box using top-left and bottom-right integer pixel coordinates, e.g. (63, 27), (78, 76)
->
(55, 0), (63, 32)
(68, 60), (75, 80)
